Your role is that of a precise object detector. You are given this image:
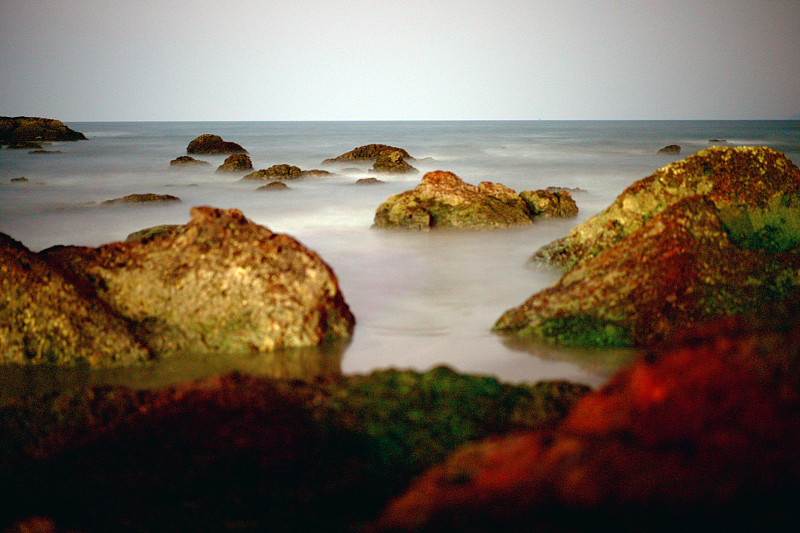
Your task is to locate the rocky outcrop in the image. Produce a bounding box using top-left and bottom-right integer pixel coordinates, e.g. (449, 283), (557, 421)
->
(323, 144), (414, 163)
(215, 153), (253, 173)
(185, 134), (246, 154)
(0, 368), (588, 532)
(169, 155), (210, 167)
(373, 150), (418, 173)
(356, 177), (384, 185)
(373, 171), (536, 229)
(257, 181), (290, 191)
(242, 164), (302, 180)
(102, 193), (181, 204)
(495, 147), (800, 347)
(42, 206), (354, 357)
(0, 233), (151, 366)
(658, 144), (681, 154)
(377, 301), (800, 532)
(0, 116), (86, 146)
(519, 189), (578, 218)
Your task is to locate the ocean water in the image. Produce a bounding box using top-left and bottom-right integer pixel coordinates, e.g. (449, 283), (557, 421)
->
(2, 120), (799, 391)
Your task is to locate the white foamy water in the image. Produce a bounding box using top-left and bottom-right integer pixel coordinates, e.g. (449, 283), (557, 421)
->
(2, 120), (799, 389)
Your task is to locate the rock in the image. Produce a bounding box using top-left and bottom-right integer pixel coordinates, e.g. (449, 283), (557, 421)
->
(169, 155), (210, 167)
(356, 177), (384, 185)
(377, 302), (800, 532)
(0, 116), (86, 146)
(102, 193), (181, 205)
(519, 189), (578, 218)
(0, 233), (151, 366)
(125, 225), (182, 242)
(242, 164), (302, 181)
(657, 144), (681, 154)
(373, 171), (535, 230)
(7, 141), (42, 149)
(185, 134), (246, 154)
(0, 368), (588, 532)
(215, 153), (253, 173)
(299, 169), (335, 178)
(496, 147), (800, 347)
(28, 149), (61, 154)
(257, 181), (290, 191)
(372, 150), (418, 174)
(41, 206), (355, 357)
(10, 176), (27, 183)
(323, 144), (414, 163)
(709, 138), (727, 143)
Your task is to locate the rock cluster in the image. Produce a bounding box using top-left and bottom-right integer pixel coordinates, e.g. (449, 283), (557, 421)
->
(186, 134), (246, 154)
(495, 146), (800, 347)
(373, 171), (577, 230)
(0, 116), (86, 146)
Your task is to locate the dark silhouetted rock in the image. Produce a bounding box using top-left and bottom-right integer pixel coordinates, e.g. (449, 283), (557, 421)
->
(102, 193), (181, 205)
(215, 153), (253, 173)
(10, 177), (28, 183)
(185, 134), (246, 154)
(0, 233), (151, 366)
(323, 144), (413, 163)
(519, 189), (578, 218)
(657, 144), (681, 154)
(42, 206), (355, 357)
(0, 116), (86, 146)
(372, 150), (418, 174)
(169, 155), (210, 167)
(373, 171), (535, 229)
(28, 149), (61, 154)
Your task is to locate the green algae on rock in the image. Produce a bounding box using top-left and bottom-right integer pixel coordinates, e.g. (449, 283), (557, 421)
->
(42, 206), (355, 358)
(0, 233), (151, 366)
(496, 147), (800, 348)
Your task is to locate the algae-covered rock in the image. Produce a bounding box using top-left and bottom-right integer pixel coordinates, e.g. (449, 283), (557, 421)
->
(323, 144), (414, 163)
(379, 302), (800, 532)
(42, 206), (355, 357)
(242, 164), (302, 180)
(0, 233), (151, 366)
(215, 153), (253, 173)
(373, 171), (535, 229)
(372, 150), (418, 174)
(520, 189), (578, 218)
(533, 146), (800, 270)
(169, 155), (210, 167)
(185, 134), (246, 154)
(0, 368), (588, 532)
(0, 116), (86, 145)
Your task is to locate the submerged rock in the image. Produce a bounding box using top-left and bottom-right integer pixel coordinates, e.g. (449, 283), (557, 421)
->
(257, 181), (291, 191)
(657, 144), (681, 154)
(519, 189), (578, 218)
(496, 147), (800, 347)
(372, 150), (418, 174)
(378, 302), (800, 532)
(185, 134), (246, 154)
(324, 144), (414, 163)
(0, 233), (151, 366)
(356, 177), (385, 185)
(0, 116), (86, 145)
(102, 193), (181, 204)
(242, 164), (302, 180)
(373, 171), (535, 229)
(0, 368), (588, 532)
(42, 206), (355, 357)
(215, 153), (253, 173)
(169, 155), (210, 167)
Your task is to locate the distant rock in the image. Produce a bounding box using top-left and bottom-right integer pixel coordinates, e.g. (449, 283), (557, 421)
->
(495, 146), (800, 347)
(7, 141), (42, 149)
(0, 116), (87, 146)
(28, 149), (61, 154)
(323, 144), (413, 163)
(42, 206), (355, 357)
(10, 176), (28, 183)
(216, 153), (253, 173)
(125, 225), (182, 242)
(186, 134), (246, 155)
(657, 144), (681, 154)
(299, 169), (335, 178)
(0, 233), (151, 366)
(709, 138), (727, 143)
(102, 193), (181, 205)
(243, 164), (302, 181)
(519, 189), (578, 218)
(257, 181), (290, 191)
(373, 171), (535, 229)
(355, 177), (384, 185)
(169, 155), (210, 167)
(372, 149), (418, 174)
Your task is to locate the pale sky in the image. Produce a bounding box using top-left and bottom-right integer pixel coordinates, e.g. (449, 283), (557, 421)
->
(1, 0), (799, 121)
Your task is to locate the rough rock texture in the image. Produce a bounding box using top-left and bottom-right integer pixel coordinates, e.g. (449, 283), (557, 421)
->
(215, 153), (253, 173)
(324, 144), (414, 163)
(257, 181), (290, 191)
(519, 189), (578, 218)
(0, 116), (86, 146)
(185, 134), (246, 154)
(242, 164), (302, 180)
(372, 150), (418, 173)
(658, 144), (681, 154)
(0, 233), (150, 366)
(534, 147), (800, 270)
(169, 155), (210, 167)
(0, 368), (588, 533)
(42, 206), (355, 357)
(378, 302), (800, 532)
(102, 193), (180, 205)
(373, 171), (535, 229)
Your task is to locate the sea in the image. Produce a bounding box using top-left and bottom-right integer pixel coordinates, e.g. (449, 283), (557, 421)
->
(2, 120), (800, 393)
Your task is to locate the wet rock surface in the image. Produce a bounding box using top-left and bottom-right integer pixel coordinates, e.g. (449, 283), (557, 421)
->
(0, 116), (86, 146)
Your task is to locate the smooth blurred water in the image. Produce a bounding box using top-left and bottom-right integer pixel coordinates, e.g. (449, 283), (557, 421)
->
(2, 120), (799, 390)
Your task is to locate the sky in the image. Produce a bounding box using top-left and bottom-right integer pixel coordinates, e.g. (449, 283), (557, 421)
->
(1, 0), (799, 121)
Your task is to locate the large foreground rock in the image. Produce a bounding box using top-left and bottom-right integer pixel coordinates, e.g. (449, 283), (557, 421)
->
(0, 368), (588, 532)
(0, 116), (86, 146)
(374, 171), (536, 229)
(495, 147), (800, 347)
(0, 234), (150, 366)
(377, 301), (800, 531)
(42, 206), (355, 357)
(185, 134), (246, 154)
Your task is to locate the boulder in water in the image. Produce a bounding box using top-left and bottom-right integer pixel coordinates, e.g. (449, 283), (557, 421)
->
(186, 134), (246, 154)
